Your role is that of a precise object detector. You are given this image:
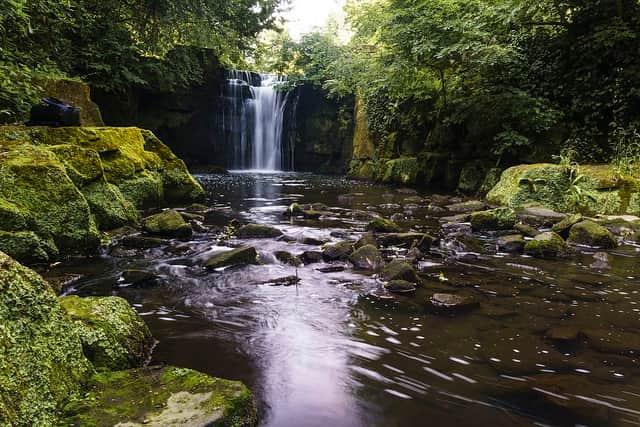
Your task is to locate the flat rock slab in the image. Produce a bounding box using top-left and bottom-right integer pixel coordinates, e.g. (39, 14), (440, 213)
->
(426, 293), (479, 312)
(62, 366), (257, 427)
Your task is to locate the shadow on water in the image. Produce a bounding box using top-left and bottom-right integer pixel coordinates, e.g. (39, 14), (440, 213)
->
(52, 172), (640, 427)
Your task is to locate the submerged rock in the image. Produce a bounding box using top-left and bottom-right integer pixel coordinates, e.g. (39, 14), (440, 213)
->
(142, 210), (193, 238)
(383, 259), (420, 283)
(426, 293), (479, 312)
(384, 280), (417, 294)
(62, 366), (257, 427)
(365, 217), (401, 233)
(349, 244), (384, 271)
(235, 224), (283, 239)
(59, 295), (154, 371)
(205, 247), (259, 269)
(567, 220), (617, 248)
(470, 208), (517, 231)
(524, 232), (568, 258)
(496, 234), (525, 253)
(121, 269), (161, 287)
(322, 241), (355, 261)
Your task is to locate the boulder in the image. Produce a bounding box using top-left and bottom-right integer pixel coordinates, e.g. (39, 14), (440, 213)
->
(518, 206), (566, 227)
(61, 366), (257, 427)
(59, 295), (154, 371)
(235, 224), (283, 239)
(524, 232), (568, 258)
(567, 220), (617, 248)
(383, 259), (420, 283)
(496, 234), (525, 253)
(365, 217), (401, 233)
(142, 210), (193, 238)
(300, 251), (323, 265)
(514, 223), (539, 238)
(0, 230), (56, 264)
(274, 251), (302, 266)
(322, 241), (355, 261)
(551, 214), (583, 238)
(470, 208), (517, 231)
(282, 203), (304, 217)
(205, 247), (259, 269)
(349, 244), (384, 271)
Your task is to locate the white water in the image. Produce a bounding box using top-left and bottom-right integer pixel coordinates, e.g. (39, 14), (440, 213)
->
(224, 71), (291, 171)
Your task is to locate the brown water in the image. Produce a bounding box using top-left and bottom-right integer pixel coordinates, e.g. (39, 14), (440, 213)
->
(54, 172), (640, 426)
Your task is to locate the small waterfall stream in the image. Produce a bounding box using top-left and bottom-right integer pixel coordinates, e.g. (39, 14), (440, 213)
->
(223, 70), (293, 171)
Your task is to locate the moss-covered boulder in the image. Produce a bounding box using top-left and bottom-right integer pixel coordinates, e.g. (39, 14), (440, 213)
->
(62, 366), (257, 427)
(0, 230), (56, 264)
(59, 295), (154, 371)
(524, 232), (568, 258)
(322, 241), (355, 261)
(381, 157), (419, 185)
(235, 224), (283, 239)
(205, 247), (259, 269)
(274, 251), (302, 266)
(0, 251), (93, 425)
(551, 213), (583, 238)
(37, 77), (104, 126)
(349, 244), (384, 270)
(383, 259), (420, 283)
(366, 217), (401, 233)
(142, 210), (193, 238)
(567, 220), (618, 248)
(470, 208), (517, 231)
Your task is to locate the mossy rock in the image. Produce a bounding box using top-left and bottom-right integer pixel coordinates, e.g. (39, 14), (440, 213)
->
(551, 214), (583, 239)
(322, 241), (355, 261)
(349, 244), (383, 270)
(0, 230), (57, 264)
(384, 280), (417, 294)
(524, 232), (568, 258)
(377, 233), (433, 251)
(383, 259), (420, 283)
(381, 157), (419, 185)
(0, 251), (93, 426)
(205, 247), (259, 269)
(470, 208), (517, 231)
(36, 77), (104, 126)
(62, 366), (258, 427)
(366, 217), (401, 233)
(142, 210), (192, 238)
(59, 295), (154, 371)
(567, 220), (618, 249)
(235, 224), (283, 239)
(274, 251), (302, 267)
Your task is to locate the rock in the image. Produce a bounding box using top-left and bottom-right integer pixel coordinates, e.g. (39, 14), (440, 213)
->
(0, 251), (93, 425)
(384, 280), (417, 294)
(179, 211), (204, 222)
(470, 208), (517, 231)
(302, 236), (327, 245)
(282, 203), (304, 217)
(440, 234), (486, 254)
(61, 366), (257, 427)
(0, 230), (57, 264)
(383, 259), (420, 283)
(551, 213), (583, 238)
(355, 232), (378, 248)
(142, 210), (192, 238)
(302, 210), (323, 219)
(446, 200), (487, 213)
(377, 233), (433, 251)
(365, 217), (401, 233)
(203, 208), (238, 227)
(426, 204), (447, 215)
(426, 293), (479, 312)
(205, 247), (259, 269)
(514, 223), (539, 238)
(582, 328), (640, 355)
(274, 251), (302, 266)
(235, 224), (283, 238)
(545, 326), (581, 343)
(260, 276), (301, 286)
(567, 220), (617, 248)
(496, 234), (525, 253)
(185, 203), (209, 212)
(518, 206), (566, 227)
(322, 241), (355, 261)
(121, 269), (160, 287)
(524, 232), (568, 258)
(119, 235), (166, 249)
(59, 295), (153, 371)
(380, 157), (419, 185)
(589, 252), (611, 270)
(349, 244), (384, 271)
(440, 213), (471, 223)
(300, 251), (323, 265)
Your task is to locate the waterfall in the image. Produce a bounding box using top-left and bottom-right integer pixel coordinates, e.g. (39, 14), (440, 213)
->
(223, 70), (292, 171)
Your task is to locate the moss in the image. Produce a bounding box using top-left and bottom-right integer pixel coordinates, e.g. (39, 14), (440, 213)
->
(383, 259), (420, 283)
(59, 295), (154, 371)
(470, 208), (517, 231)
(142, 210), (192, 238)
(381, 157), (419, 185)
(524, 231), (568, 258)
(366, 217), (401, 233)
(62, 366), (257, 427)
(82, 181), (139, 230)
(274, 251), (302, 266)
(349, 244), (383, 271)
(478, 168), (503, 195)
(0, 252), (93, 426)
(567, 220), (618, 248)
(457, 161), (488, 194)
(0, 231), (57, 264)
(205, 247), (259, 269)
(322, 241), (355, 261)
(36, 77), (104, 126)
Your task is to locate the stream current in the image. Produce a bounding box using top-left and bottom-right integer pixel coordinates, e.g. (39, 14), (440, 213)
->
(51, 172), (640, 426)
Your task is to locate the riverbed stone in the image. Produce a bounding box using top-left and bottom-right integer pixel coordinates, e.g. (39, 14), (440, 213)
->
(377, 233), (433, 251)
(545, 326), (581, 343)
(121, 269), (160, 287)
(282, 203), (304, 217)
(518, 206), (566, 227)
(205, 247), (259, 269)
(524, 232), (568, 258)
(236, 223), (283, 238)
(61, 366), (257, 427)
(274, 251), (302, 266)
(383, 259), (420, 283)
(366, 217), (401, 233)
(142, 210), (193, 238)
(59, 295), (154, 371)
(384, 280), (417, 294)
(514, 223), (539, 238)
(446, 200), (487, 213)
(322, 241), (355, 261)
(426, 293), (479, 312)
(349, 244), (384, 271)
(567, 220), (617, 248)
(470, 208), (517, 231)
(582, 328), (640, 355)
(496, 234), (525, 253)
(355, 232), (378, 248)
(300, 251), (323, 265)
(551, 213), (583, 238)
(120, 234), (166, 249)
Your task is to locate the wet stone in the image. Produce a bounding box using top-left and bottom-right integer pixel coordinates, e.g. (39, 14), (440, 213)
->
(121, 269), (160, 288)
(355, 232), (377, 249)
(383, 259), (420, 283)
(524, 232), (568, 259)
(302, 236), (327, 246)
(142, 210), (192, 239)
(204, 246), (259, 269)
(119, 235), (166, 249)
(377, 233), (433, 251)
(426, 293), (479, 312)
(545, 325), (581, 343)
(322, 241), (355, 261)
(551, 213), (583, 238)
(496, 234), (525, 253)
(514, 223), (539, 238)
(384, 280), (417, 294)
(446, 200), (487, 213)
(470, 208), (517, 231)
(274, 251), (302, 267)
(300, 251), (323, 265)
(567, 220), (618, 249)
(316, 265), (346, 273)
(518, 206), (567, 227)
(366, 217), (401, 233)
(236, 223), (283, 239)
(582, 329), (640, 356)
(349, 244), (384, 271)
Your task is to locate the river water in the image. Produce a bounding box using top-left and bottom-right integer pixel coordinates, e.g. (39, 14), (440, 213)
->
(54, 172), (640, 426)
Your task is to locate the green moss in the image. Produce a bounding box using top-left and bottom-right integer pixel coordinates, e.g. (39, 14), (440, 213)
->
(82, 181), (139, 230)
(524, 231), (568, 258)
(117, 171), (164, 209)
(205, 247), (259, 269)
(383, 259), (420, 283)
(349, 244), (383, 271)
(366, 217), (401, 233)
(381, 157), (419, 185)
(0, 251), (93, 426)
(62, 366), (257, 427)
(322, 241), (355, 261)
(0, 231), (57, 264)
(470, 208), (517, 231)
(567, 220), (618, 248)
(59, 295), (154, 371)
(142, 210), (192, 238)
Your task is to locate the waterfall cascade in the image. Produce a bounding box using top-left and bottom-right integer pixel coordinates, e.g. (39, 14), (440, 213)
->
(222, 70), (293, 171)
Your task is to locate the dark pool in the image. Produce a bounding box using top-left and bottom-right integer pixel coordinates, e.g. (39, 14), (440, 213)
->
(52, 172), (640, 426)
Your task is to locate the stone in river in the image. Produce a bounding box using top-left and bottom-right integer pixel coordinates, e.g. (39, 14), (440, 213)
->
(274, 251), (302, 267)
(204, 246), (259, 269)
(545, 325), (581, 343)
(322, 241), (355, 261)
(235, 223), (283, 238)
(142, 210), (192, 238)
(496, 234), (525, 253)
(365, 217), (401, 233)
(567, 220), (617, 249)
(383, 259), (420, 283)
(349, 244), (384, 271)
(551, 213), (583, 238)
(300, 251), (323, 265)
(524, 231), (568, 258)
(426, 293), (479, 312)
(470, 208), (517, 231)
(384, 280), (417, 294)
(446, 200), (487, 213)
